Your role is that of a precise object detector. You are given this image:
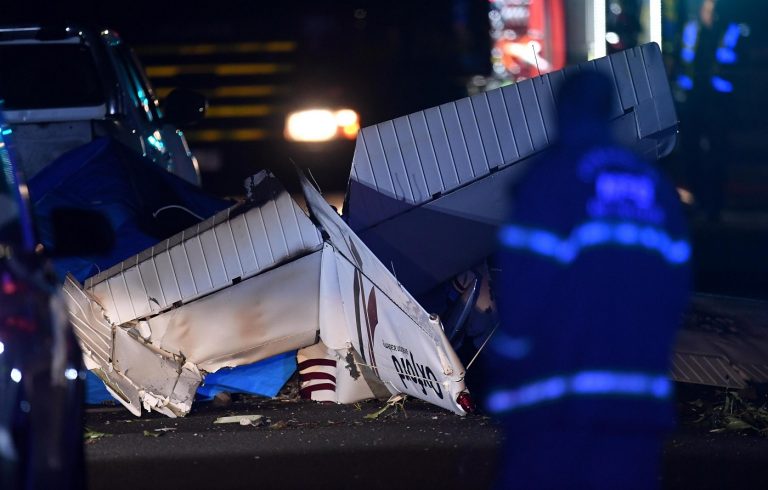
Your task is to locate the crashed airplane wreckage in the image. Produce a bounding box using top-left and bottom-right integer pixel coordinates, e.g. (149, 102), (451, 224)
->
(343, 42), (678, 296)
(64, 172), (469, 417)
(341, 41), (767, 392)
(63, 42), (689, 417)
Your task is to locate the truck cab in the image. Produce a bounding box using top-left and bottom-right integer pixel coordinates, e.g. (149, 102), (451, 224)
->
(0, 25), (205, 185)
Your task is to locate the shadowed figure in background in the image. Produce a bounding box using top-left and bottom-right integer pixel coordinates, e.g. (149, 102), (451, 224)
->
(485, 71), (691, 489)
(673, 0), (750, 221)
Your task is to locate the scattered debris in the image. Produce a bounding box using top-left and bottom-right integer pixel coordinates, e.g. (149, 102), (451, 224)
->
(59, 42), (696, 426)
(269, 420), (289, 430)
(683, 388), (768, 436)
(214, 415), (265, 426)
(365, 394), (408, 420)
(274, 372), (301, 401)
(84, 428), (111, 443)
(212, 392), (233, 408)
(64, 172), (468, 418)
(142, 430), (161, 438)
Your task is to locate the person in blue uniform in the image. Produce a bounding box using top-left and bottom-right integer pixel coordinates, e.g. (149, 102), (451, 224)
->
(674, 0), (750, 221)
(486, 71), (691, 489)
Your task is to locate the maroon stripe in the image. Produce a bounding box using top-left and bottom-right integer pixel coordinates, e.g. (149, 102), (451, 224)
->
(298, 359), (337, 371)
(365, 288), (379, 374)
(300, 372), (337, 383)
(299, 383), (337, 398)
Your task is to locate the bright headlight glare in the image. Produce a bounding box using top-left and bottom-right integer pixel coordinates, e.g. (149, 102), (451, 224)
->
(285, 109), (338, 142)
(335, 109), (360, 139)
(334, 109), (358, 126)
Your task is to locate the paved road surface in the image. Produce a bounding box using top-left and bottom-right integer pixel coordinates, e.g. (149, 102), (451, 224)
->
(85, 397), (501, 490)
(84, 392), (768, 490)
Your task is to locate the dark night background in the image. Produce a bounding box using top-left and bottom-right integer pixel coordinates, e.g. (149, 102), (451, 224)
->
(5, 0), (768, 299)
(5, 1), (491, 196)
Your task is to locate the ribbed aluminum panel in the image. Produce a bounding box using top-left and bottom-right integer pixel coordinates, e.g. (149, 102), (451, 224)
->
(671, 294), (768, 389)
(84, 182), (323, 325)
(670, 352), (747, 389)
(63, 276), (113, 367)
(346, 43), (676, 232)
(738, 363), (768, 384)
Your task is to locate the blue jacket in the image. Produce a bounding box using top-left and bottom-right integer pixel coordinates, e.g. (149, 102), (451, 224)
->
(487, 140), (691, 432)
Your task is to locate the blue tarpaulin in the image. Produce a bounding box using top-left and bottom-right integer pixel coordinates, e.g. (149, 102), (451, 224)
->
(196, 351), (297, 400)
(29, 138), (297, 405)
(29, 137), (231, 282)
(84, 352), (297, 404)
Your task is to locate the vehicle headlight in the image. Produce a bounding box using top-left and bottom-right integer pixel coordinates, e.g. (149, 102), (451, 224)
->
(284, 108), (359, 142)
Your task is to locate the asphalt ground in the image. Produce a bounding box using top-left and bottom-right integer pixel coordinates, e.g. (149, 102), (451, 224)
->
(82, 208), (768, 490)
(84, 397), (501, 490)
(83, 385), (768, 490)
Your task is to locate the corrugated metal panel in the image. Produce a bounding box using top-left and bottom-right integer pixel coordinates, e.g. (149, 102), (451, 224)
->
(532, 75), (558, 142)
(429, 105), (467, 185)
(138, 256), (165, 307)
(392, 115), (430, 202)
(361, 126), (395, 198)
(84, 183), (322, 325)
(378, 120), (416, 203)
(518, 77), (549, 150)
(425, 106), (462, 188)
(409, 111), (445, 197)
(343, 44), (677, 294)
(486, 88), (519, 163)
(593, 56), (624, 119)
(456, 97), (491, 176)
(346, 43), (676, 232)
(501, 82), (534, 157)
(670, 352), (747, 389)
(62, 275), (113, 366)
(739, 363), (768, 384)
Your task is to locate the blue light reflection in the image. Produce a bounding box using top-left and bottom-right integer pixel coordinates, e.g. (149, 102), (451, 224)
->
(676, 75), (693, 91)
(711, 76), (733, 93)
(682, 21), (698, 47)
(498, 221), (690, 266)
(487, 371), (672, 414)
(716, 47), (737, 64)
(681, 47), (695, 63)
(723, 23), (741, 48)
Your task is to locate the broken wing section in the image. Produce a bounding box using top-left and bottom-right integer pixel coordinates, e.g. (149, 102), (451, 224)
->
(301, 174), (469, 415)
(63, 173), (325, 416)
(63, 170), (469, 416)
(65, 252), (324, 417)
(345, 43), (678, 294)
(141, 250), (323, 373)
(83, 173), (323, 326)
(63, 275), (201, 417)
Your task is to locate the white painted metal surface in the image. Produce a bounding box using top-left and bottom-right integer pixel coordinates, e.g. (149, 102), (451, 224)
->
(85, 182), (323, 325)
(346, 44), (677, 233)
(301, 174), (468, 414)
(64, 172), (469, 417)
